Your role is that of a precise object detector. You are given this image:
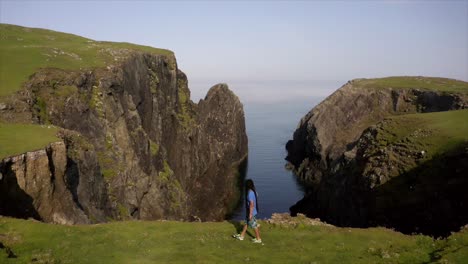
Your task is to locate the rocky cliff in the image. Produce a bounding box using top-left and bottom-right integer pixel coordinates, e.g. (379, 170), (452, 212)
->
(286, 77), (468, 236)
(0, 24), (248, 224)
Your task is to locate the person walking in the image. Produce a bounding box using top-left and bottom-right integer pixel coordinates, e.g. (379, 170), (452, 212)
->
(233, 179), (262, 243)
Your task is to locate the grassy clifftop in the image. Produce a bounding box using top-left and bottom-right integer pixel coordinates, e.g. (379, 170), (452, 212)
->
(362, 108), (468, 182)
(353, 76), (468, 94)
(0, 23), (173, 96)
(372, 109), (468, 161)
(1, 216), (467, 263)
(0, 123), (60, 160)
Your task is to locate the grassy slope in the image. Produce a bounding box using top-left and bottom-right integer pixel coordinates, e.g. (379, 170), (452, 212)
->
(0, 23), (173, 96)
(353, 76), (468, 94)
(0, 123), (59, 160)
(1, 217), (467, 264)
(0, 24), (173, 159)
(374, 109), (468, 160)
(327, 77), (468, 158)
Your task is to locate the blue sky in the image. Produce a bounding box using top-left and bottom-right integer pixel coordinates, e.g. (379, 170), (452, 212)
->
(1, 0), (467, 101)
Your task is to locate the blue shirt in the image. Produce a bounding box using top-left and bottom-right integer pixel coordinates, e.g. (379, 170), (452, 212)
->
(248, 190), (258, 216)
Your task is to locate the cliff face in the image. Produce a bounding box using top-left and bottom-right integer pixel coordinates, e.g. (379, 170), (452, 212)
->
(286, 77), (468, 236)
(0, 52), (247, 223)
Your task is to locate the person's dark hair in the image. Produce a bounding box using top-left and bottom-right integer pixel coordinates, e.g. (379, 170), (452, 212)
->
(245, 179), (259, 213)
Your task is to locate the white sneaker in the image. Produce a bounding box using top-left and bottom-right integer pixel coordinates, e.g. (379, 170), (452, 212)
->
(232, 234), (244, 241)
(252, 238), (262, 243)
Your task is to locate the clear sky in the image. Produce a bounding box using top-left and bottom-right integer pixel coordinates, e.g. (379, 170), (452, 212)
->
(1, 0), (467, 99)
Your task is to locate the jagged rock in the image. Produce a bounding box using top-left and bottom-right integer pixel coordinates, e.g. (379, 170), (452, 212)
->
(267, 213), (332, 228)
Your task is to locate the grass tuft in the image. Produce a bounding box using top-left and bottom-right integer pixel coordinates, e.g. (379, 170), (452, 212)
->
(149, 140), (159, 156)
(176, 78), (194, 130)
(158, 160), (173, 182)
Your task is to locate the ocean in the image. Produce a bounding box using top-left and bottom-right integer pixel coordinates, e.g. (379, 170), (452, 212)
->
(189, 80), (343, 220)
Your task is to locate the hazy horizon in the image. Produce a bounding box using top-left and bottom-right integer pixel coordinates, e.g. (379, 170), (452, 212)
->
(188, 79), (343, 103)
(1, 0), (467, 101)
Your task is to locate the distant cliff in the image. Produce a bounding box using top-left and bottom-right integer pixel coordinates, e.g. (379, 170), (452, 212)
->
(0, 24), (248, 223)
(286, 77), (468, 236)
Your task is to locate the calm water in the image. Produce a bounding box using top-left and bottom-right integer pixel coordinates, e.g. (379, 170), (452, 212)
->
(189, 80), (342, 220)
(229, 98), (324, 220)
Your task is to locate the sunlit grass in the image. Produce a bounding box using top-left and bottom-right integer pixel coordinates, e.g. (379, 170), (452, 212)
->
(1, 216), (467, 263)
(0, 23), (173, 96)
(374, 109), (468, 158)
(0, 123), (60, 159)
(354, 76), (468, 93)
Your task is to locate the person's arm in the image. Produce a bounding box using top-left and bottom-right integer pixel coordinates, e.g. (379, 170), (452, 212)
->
(249, 199), (254, 220)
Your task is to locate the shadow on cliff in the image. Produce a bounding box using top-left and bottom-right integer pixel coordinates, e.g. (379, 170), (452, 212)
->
(368, 145), (468, 237)
(225, 157), (248, 220)
(290, 145), (468, 238)
(65, 158), (84, 211)
(0, 161), (41, 221)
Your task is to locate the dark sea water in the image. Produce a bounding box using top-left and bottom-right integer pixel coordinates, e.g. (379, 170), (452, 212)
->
(189, 80), (342, 220)
(228, 100), (319, 220)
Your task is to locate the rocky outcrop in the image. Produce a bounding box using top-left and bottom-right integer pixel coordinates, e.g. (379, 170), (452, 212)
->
(286, 78), (468, 236)
(0, 52), (247, 223)
(267, 213), (333, 228)
(0, 136), (110, 224)
(286, 81), (467, 185)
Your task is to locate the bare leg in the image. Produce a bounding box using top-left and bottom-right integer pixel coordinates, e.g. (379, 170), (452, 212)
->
(254, 227), (261, 240)
(240, 224), (248, 237)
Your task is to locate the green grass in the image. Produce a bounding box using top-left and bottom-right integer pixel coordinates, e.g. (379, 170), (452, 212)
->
(0, 23), (173, 97)
(435, 228), (468, 263)
(97, 151), (117, 180)
(176, 78), (195, 130)
(374, 109), (468, 158)
(1, 216), (467, 263)
(149, 140), (159, 156)
(353, 76), (468, 94)
(0, 123), (60, 159)
(158, 160), (173, 182)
